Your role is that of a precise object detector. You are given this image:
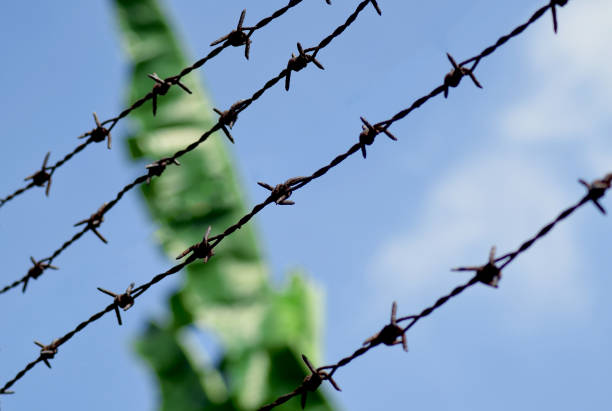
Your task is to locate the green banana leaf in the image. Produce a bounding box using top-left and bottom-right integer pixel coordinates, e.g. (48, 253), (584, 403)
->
(112, 0), (336, 409)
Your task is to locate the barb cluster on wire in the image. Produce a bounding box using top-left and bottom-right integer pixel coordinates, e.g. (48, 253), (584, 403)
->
(3, 1), (604, 410)
(0, 0), (327, 210)
(0, 0), (381, 296)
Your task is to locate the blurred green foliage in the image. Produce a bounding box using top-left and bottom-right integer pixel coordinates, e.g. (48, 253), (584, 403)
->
(112, 0), (336, 409)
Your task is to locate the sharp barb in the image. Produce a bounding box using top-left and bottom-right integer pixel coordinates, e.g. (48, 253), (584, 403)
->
(257, 182), (274, 191)
(221, 125), (235, 144)
(42, 152), (50, 169)
(177, 82), (192, 94)
(370, 0), (382, 15)
(238, 9), (246, 29)
(302, 354), (316, 373)
(328, 376), (342, 391)
(97, 287), (117, 298)
(469, 72), (483, 89)
(593, 200), (607, 214)
(446, 53), (459, 69)
(92, 228), (108, 244)
(285, 70), (292, 91)
(114, 306), (123, 326)
(210, 34), (230, 46)
(401, 335), (408, 352)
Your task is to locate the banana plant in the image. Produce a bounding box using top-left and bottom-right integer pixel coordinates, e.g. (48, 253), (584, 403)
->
(112, 0), (336, 410)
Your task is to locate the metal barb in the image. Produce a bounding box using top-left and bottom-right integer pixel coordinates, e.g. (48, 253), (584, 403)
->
(22, 257), (58, 293)
(34, 340), (59, 369)
(579, 176), (611, 215)
(213, 100), (246, 143)
(148, 73), (192, 116)
(74, 203), (108, 244)
(358, 116), (397, 158)
(300, 355), (341, 409)
(24, 152), (52, 196)
(145, 157), (181, 184)
(443, 53), (483, 98)
(369, 0), (382, 15)
(363, 301), (408, 351)
(257, 177), (305, 205)
(83, 112), (112, 149)
(176, 226), (215, 263)
(97, 283), (135, 326)
(210, 9), (255, 59)
(452, 246), (502, 287)
(550, 0), (568, 33)
(285, 42), (325, 91)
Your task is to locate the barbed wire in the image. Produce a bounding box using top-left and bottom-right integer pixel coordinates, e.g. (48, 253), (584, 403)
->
(0, 0), (324, 210)
(0, 0), (382, 296)
(257, 174), (611, 411)
(2, 162), (607, 397)
(0, 0), (590, 403)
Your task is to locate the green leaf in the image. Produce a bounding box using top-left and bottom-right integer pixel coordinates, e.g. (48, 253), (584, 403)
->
(111, 0), (336, 409)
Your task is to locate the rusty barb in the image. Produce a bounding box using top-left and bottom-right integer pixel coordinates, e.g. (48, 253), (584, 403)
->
(213, 100), (248, 144)
(79, 113), (111, 149)
(257, 177), (305, 205)
(300, 355), (341, 409)
(176, 226), (215, 263)
(148, 72), (192, 116)
(579, 173), (612, 214)
(210, 9), (255, 60)
(74, 203), (108, 244)
(453, 246), (503, 288)
(364, 302), (411, 351)
(358, 116), (397, 158)
(550, 0), (568, 33)
(285, 42), (325, 91)
(23, 152), (52, 196)
(22, 257), (58, 293)
(145, 157), (181, 184)
(34, 340), (59, 369)
(97, 283), (135, 326)
(443, 53), (482, 98)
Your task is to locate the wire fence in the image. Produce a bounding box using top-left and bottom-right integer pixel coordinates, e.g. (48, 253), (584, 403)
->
(0, 0), (324, 210)
(2, 0), (608, 409)
(0, 0), (378, 296)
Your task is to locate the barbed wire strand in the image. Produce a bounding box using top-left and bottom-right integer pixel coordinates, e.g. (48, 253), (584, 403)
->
(2, 164), (606, 396)
(0, 0), (382, 296)
(0, 0), (584, 398)
(257, 177), (610, 411)
(0, 0), (320, 210)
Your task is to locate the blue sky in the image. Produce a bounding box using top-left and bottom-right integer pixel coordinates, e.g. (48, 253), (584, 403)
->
(0, 1), (611, 410)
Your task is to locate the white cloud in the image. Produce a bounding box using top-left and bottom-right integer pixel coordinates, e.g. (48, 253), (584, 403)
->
(369, 150), (590, 328)
(499, 0), (612, 174)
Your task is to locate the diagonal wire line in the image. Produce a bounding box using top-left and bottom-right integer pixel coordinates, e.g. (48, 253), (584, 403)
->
(0, 0), (321, 210)
(257, 176), (611, 411)
(0, 0), (382, 296)
(0, 0), (586, 398)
